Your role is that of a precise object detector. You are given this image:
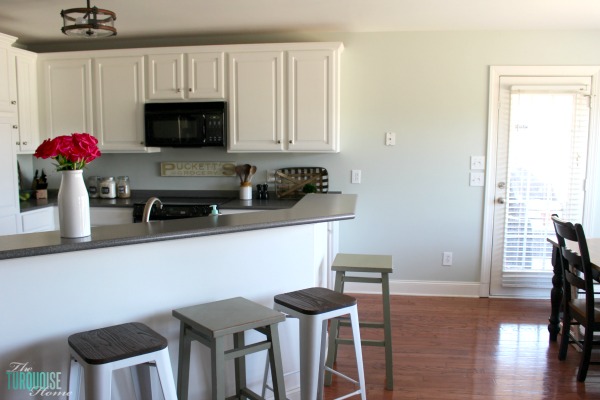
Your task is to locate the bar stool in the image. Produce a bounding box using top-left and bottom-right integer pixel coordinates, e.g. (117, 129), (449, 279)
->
(172, 296), (287, 400)
(67, 322), (177, 400)
(271, 287), (366, 400)
(325, 253), (394, 390)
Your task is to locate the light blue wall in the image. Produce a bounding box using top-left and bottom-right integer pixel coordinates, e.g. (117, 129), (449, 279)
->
(25, 30), (600, 285)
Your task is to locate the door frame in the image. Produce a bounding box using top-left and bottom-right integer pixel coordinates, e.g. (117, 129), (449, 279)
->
(480, 66), (600, 297)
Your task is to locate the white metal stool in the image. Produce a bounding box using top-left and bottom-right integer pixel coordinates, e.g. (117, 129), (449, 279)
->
(268, 287), (366, 400)
(67, 322), (177, 400)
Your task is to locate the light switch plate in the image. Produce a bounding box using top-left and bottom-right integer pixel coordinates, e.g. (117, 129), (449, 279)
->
(470, 172), (485, 186)
(470, 156), (485, 170)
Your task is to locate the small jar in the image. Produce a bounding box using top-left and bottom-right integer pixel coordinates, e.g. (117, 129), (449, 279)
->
(99, 177), (116, 199)
(240, 182), (252, 200)
(86, 176), (100, 198)
(116, 176), (131, 199)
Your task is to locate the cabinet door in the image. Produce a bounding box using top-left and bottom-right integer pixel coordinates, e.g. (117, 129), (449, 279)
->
(21, 207), (57, 233)
(187, 52), (225, 99)
(0, 45), (17, 114)
(228, 51), (284, 152)
(0, 116), (20, 235)
(94, 56), (146, 151)
(287, 50), (338, 152)
(90, 207), (133, 226)
(40, 58), (94, 139)
(147, 54), (184, 100)
(14, 52), (39, 153)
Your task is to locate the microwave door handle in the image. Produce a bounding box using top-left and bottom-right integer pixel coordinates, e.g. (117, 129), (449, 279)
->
(202, 114), (207, 144)
(177, 115), (182, 142)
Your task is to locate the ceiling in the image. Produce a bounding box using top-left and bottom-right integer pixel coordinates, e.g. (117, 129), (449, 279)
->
(2, 0), (600, 49)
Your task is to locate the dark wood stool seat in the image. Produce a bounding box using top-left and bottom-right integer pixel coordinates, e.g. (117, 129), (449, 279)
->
(274, 286), (357, 315)
(173, 296), (287, 400)
(67, 322), (177, 400)
(326, 253), (394, 390)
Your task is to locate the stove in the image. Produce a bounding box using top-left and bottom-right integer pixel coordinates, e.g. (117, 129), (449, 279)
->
(132, 197), (233, 222)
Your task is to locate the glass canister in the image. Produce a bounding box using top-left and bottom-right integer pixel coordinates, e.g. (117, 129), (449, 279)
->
(99, 177), (116, 199)
(116, 176), (131, 199)
(86, 176), (100, 198)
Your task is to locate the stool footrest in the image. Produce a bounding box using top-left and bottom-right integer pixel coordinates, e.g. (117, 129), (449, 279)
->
(338, 319), (384, 329)
(224, 340), (272, 361)
(342, 276), (383, 284)
(228, 387), (264, 400)
(323, 366), (362, 400)
(336, 338), (386, 347)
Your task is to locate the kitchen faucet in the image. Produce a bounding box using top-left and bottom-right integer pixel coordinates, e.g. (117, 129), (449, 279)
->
(142, 197), (163, 222)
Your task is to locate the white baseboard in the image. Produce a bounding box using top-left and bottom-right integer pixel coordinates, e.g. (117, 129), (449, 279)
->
(344, 279), (482, 297)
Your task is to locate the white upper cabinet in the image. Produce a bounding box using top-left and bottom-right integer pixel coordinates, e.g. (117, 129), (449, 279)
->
(147, 51), (225, 100)
(287, 50), (338, 152)
(0, 115), (20, 236)
(39, 58), (94, 139)
(94, 56), (153, 152)
(13, 50), (39, 153)
(228, 51), (285, 152)
(227, 43), (342, 153)
(0, 33), (17, 115)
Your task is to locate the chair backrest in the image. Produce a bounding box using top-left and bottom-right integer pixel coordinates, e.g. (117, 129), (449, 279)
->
(551, 215), (595, 316)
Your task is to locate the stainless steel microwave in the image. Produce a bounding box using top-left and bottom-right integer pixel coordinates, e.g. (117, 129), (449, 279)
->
(144, 102), (226, 147)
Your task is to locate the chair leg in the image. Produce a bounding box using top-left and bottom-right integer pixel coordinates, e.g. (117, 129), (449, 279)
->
(267, 324), (287, 400)
(176, 323), (192, 400)
(154, 348), (178, 400)
(299, 314), (324, 400)
(558, 316), (571, 361)
(382, 272), (394, 390)
(211, 337), (226, 400)
(132, 363), (153, 400)
(67, 358), (82, 400)
(577, 326), (594, 382)
(325, 271), (345, 386)
(349, 306), (366, 400)
(233, 332), (247, 397)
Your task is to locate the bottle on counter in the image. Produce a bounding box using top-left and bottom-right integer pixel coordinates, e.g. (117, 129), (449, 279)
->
(99, 177), (117, 199)
(116, 176), (131, 199)
(87, 176), (100, 198)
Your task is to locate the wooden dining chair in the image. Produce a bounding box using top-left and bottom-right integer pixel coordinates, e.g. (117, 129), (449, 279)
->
(551, 215), (600, 381)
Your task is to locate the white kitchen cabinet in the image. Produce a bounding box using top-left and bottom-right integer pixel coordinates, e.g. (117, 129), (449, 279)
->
(94, 56), (156, 152)
(20, 207), (57, 233)
(12, 50), (40, 153)
(228, 50), (285, 152)
(39, 58), (94, 139)
(227, 44), (342, 153)
(90, 207), (133, 226)
(0, 33), (17, 115)
(0, 115), (20, 236)
(147, 51), (225, 100)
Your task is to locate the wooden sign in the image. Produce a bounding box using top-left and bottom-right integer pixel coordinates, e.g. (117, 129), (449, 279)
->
(160, 161), (236, 177)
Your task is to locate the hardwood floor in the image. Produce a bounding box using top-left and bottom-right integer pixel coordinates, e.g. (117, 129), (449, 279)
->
(322, 294), (600, 400)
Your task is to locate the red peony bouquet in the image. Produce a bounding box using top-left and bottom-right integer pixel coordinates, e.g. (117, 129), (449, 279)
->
(34, 133), (101, 171)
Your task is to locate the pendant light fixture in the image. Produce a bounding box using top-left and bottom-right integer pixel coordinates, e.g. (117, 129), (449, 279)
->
(61, 0), (117, 38)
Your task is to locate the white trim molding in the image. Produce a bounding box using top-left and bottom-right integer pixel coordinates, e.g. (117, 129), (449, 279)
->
(344, 279), (482, 297)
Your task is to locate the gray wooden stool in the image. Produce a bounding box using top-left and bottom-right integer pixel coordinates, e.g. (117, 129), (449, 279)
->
(325, 253), (394, 390)
(67, 322), (177, 400)
(172, 297), (287, 400)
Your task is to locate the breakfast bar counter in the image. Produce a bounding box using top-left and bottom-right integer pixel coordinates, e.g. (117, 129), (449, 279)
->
(0, 194), (356, 399)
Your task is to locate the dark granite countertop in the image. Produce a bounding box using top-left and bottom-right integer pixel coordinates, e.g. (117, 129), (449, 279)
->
(1, 193), (357, 260)
(19, 190), (299, 212)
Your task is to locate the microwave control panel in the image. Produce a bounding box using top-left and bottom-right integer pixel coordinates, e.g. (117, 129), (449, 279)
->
(204, 113), (225, 145)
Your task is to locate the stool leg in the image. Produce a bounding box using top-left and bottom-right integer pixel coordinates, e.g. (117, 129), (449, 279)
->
(154, 348), (178, 400)
(325, 271), (345, 386)
(233, 332), (246, 397)
(382, 272), (394, 390)
(266, 324), (287, 400)
(67, 357), (82, 399)
(299, 315), (324, 400)
(349, 306), (366, 400)
(317, 319), (328, 400)
(211, 337), (226, 400)
(176, 323), (192, 400)
(132, 363), (153, 399)
(84, 364), (112, 400)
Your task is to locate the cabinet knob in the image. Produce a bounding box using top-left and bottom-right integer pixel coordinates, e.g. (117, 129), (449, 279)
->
(23, 141), (27, 145)
(176, 88), (181, 93)
(11, 100), (16, 105)
(277, 140), (281, 144)
(15, 141), (20, 145)
(289, 140), (293, 144)
(12, 125), (18, 129)
(188, 88), (192, 92)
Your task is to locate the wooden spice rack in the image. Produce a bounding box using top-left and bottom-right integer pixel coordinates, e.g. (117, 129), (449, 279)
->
(275, 167), (329, 199)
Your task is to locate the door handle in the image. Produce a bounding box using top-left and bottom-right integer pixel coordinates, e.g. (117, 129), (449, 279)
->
(497, 197), (506, 204)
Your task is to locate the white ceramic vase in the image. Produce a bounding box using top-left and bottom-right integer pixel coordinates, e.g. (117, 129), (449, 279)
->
(58, 170), (91, 238)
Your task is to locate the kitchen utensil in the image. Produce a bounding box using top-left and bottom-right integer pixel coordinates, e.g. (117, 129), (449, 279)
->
(243, 164), (251, 182)
(248, 165), (257, 181)
(235, 165), (245, 184)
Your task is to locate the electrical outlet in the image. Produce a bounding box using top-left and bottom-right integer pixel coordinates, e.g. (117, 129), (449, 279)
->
(385, 132), (396, 146)
(351, 170), (361, 184)
(442, 251), (453, 266)
(470, 172), (484, 187)
(470, 156), (485, 170)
